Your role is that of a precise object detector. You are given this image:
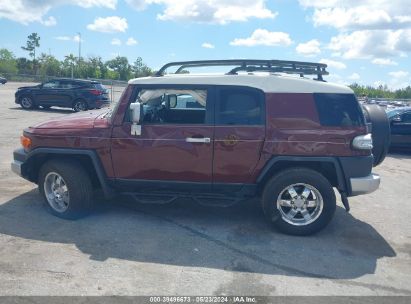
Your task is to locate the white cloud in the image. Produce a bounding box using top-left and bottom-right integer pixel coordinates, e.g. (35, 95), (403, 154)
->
(87, 16), (128, 33)
(55, 36), (71, 41)
(230, 29), (292, 47)
(126, 37), (138, 46)
(389, 70), (409, 78)
(0, 0), (116, 25)
(299, 0), (411, 30)
(319, 58), (347, 70)
(202, 42), (215, 49)
(126, 0), (277, 24)
(348, 73), (360, 80)
(372, 58), (398, 66)
(328, 29), (411, 59)
(42, 16), (57, 26)
(55, 35), (83, 42)
(296, 39), (320, 56)
(111, 38), (122, 45)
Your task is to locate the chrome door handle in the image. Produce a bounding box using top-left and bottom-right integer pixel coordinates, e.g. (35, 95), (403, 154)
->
(185, 137), (211, 143)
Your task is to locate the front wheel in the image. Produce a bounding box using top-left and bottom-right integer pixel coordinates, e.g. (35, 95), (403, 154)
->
(38, 160), (94, 219)
(20, 96), (34, 109)
(262, 168), (336, 236)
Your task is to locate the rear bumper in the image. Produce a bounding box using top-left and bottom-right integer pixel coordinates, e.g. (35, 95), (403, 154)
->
(350, 173), (380, 196)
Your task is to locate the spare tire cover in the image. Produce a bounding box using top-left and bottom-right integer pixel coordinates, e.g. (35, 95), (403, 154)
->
(362, 104), (390, 167)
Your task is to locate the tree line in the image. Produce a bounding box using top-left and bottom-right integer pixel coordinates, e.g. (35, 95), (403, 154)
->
(349, 83), (411, 99)
(0, 32), (153, 81)
(1, 33), (411, 97)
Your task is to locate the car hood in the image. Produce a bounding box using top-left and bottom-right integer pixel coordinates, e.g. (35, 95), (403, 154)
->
(30, 109), (111, 129)
(18, 85), (40, 90)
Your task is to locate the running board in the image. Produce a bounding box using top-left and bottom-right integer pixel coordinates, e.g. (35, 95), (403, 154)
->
(124, 192), (242, 207)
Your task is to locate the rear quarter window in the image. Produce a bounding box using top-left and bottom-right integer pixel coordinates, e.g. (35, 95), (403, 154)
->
(314, 93), (365, 127)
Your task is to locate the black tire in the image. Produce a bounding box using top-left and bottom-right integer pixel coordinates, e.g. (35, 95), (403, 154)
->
(73, 99), (88, 112)
(362, 105), (390, 166)
(20, 95), (34, 109)
(38, 160), (94, 219)
(262, 168), (336, 236)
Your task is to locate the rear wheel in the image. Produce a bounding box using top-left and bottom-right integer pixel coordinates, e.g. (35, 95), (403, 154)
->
(262, 168), (336, 235)
(38, 160), (94, 219)
(20, 96), (34, 109)
(73, 99), (88, 112)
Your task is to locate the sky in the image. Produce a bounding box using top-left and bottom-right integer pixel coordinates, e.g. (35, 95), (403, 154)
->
(0, 0), (410, 89)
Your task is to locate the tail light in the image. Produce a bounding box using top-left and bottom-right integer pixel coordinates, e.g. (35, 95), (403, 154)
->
(89, 89), (103, 96)
(352, 133), (373, 150)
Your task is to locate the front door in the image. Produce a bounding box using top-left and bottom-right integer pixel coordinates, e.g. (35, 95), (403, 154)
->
(111, 86), (214, 192)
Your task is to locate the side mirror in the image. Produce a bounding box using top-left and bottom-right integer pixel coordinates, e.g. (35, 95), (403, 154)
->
(130, 102), (142, 135)
(130, 102), (141, 124)
(169, 95), (177, 108)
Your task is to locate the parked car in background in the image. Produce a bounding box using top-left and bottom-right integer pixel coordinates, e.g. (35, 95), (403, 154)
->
(15, 78), (110, 112)
(0, 76), (7, 84)
(387, 107), (411, 148)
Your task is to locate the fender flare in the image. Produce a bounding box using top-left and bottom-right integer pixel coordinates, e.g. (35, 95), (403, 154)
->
(26, 148), (114, 198)
(256, 156), (347, 193)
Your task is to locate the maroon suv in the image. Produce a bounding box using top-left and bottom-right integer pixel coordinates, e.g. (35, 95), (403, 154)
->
(11, 60), (389, 235)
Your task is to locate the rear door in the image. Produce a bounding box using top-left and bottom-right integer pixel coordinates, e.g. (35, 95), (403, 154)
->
(213, 86), (266, 185)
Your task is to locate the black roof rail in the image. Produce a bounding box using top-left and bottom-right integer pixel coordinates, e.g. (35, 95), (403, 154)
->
(155, 59), (329, 81)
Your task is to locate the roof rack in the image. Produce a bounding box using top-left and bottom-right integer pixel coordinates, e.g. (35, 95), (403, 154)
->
(155, 59), (329, 81)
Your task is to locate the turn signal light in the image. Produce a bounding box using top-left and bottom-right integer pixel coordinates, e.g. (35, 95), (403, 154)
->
(20, 135), (32, 150)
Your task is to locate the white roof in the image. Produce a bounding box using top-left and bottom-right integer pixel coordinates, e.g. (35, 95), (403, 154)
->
(128, 74), (353, 94)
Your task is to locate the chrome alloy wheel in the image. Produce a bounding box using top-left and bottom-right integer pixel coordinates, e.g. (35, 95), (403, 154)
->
(43, 172), (70, 213)
(276, 183), (323, 226)
(21, 97), (33, 108)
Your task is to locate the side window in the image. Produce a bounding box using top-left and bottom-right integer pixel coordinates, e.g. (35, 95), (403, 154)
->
(43, 81), (59, 88)
(58, 81), (74, 89)
(314, 93), (365, 127)
(133, 89), (207, 124)
(216, 87), (264, 125)
(402, 112), (411, 123)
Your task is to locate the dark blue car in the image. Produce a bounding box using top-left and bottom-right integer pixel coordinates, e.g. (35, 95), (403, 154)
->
(387, 106), (411, 148)
(15, 78), (110, 112)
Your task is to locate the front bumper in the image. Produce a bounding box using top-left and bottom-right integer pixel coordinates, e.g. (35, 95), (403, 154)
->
(350, 173), (380, 196)
(11, 160), (23, 176)
(11, 148), (28, 179)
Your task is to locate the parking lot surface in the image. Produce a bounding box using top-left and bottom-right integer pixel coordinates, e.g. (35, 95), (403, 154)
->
(0, 82), (410, 295)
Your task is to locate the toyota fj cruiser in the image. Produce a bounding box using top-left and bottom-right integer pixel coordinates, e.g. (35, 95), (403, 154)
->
(11, 60), (390, 235)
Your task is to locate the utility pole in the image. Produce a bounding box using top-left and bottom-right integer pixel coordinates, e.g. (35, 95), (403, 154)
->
(77, 32), (81, 78)
(77, 32), (81, 61)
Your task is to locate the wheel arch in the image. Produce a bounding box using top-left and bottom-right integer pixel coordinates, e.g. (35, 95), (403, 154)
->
(25, 148), (114, 198)
(256, 156), (346, 194)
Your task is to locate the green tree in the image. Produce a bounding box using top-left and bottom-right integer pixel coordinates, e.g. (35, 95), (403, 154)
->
(21, 33), (40, 61)
(133, 57), (153, 78)
(38, 53), (61, 77)
(0, 48), (18, 75)
(106, 56), (132, 80)
(63, 54), (77, 78)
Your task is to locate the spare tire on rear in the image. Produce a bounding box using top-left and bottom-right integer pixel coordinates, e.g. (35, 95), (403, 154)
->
(362, 104), (390, 167)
